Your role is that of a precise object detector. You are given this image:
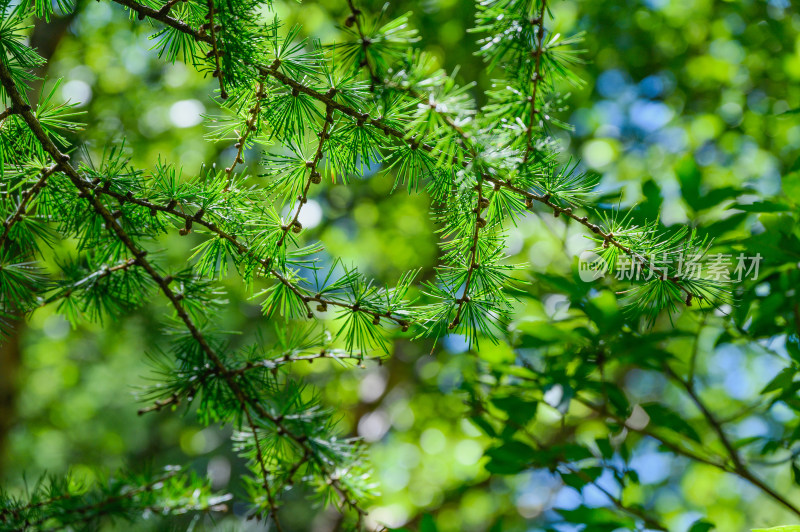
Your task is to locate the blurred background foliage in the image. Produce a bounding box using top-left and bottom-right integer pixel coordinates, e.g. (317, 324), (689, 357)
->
(3, 0), (800, 530)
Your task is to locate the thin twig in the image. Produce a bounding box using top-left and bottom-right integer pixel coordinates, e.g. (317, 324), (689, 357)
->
(242, 407), (285, 532)
(18, 471), (181, 530)
(204, 0), (227, 99)
(481, 407), (668, 531)
(523, 0), (548, 163)
(107, 0), (702, 314)
(663, 363), (800, 517)
(344, 0), (377, 90)
(0, 164), (59, 249)
(0, 106), (16, 122)
(36, 257), (139, 308)
(276, 106), (333, 248)
(157, 0), (183, 16)
(0, 59), (370, 522)
(224, 79), (266, 188)
(138, 349), (381, 414)
(73, 178), (410, 327)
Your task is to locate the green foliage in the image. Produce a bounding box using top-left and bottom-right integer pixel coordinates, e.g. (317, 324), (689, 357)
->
(1, 0), (798, 530)
(0, 466), (225, 530)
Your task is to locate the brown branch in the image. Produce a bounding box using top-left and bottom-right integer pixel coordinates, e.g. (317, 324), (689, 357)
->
(480, 406), (668, 530)
(157, 0), (184, 16)
(523, 0), (548, 163)
(203, 0), (227, 99)
(136, 391), (184, 415)
(344, 0), (377, 90)
(449, 177), (485, 329)
(0, 164), (59, 249)
(138, 349), (381, 415)
(378, 88), (484, 329)
(0, 58), (370, 522)
(276, 106), (333, 248)
(243, 407), (285, 532)
(514, 367), (733, 473)
(37, 257), (139, 308)
(112, 0), (210, 43)
(78, 176), (409, 326)
(224, 79), (266, 188)
(0, 106), (15, 122)
(663, 363), (800, 517)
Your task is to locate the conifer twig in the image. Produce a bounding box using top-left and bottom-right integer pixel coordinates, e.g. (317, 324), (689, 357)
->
(70, 178), (410, 326)
(137, 349), (381, 415)
(18, 471), (183, 530)
(224, 79), (267, 188)
(523, 0), (548, 163)
(107, 0), (709, 311)
(0, 106), (16, 122)
(449, 175), (484, 330)
(107, 0), (703, 312)
(344, 0), (377, 90)
(242, 407), (284, 531)
(0, 164), (59, 249)
(112, 0), (208, 41)
(0, 59), (370, 522)
(276, 106), (333, 248)
(157, 0), (183, 16)
(203, 0), (227, 99)
(37, 257), (139, 308)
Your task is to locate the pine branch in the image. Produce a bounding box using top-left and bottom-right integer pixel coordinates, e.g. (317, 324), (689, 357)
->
(104, 0), (714, 322)
(67, 174), (410, 326)
(382, 73), (700, 304)
(0, 58), (371, 522)
(112, 0), (210, 43)
(243, 407), (284, 530)
(382, 85), (492, 330)
(203, 0), (227, 99)
(137, 348), (382, 415)
(224, 78), (267, 187)
(344, 0), (377, 90)
(36, 257), (139, 308)
(1, 468), (227, 531)
(0, 163), (58, 249)
(18, 0), (717, 324)
(276, 106), (333, 248)
(263, 69), (699, 302)
(156, 0), (184, 17)
(0, 105), (16, 122)
(449, 177), (485, 330)
(21, 472), (181, 530)
(109, 0), (436, 152)
(523, 0), (548, 163)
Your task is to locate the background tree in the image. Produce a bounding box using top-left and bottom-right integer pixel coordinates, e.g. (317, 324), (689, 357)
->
(1, 0), (799, 531)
